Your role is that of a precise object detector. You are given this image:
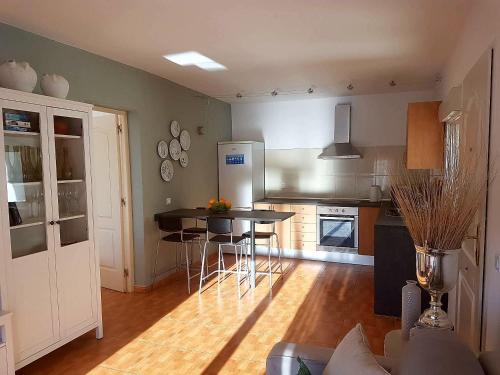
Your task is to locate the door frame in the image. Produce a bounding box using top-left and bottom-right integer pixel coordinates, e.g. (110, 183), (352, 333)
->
(92, 106), (134, 293)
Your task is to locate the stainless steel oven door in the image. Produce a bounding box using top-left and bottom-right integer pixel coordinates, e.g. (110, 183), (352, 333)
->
(317, 215), (358, 249)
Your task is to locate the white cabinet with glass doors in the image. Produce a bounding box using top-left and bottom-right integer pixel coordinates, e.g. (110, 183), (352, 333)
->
(0, 88), (102, 370)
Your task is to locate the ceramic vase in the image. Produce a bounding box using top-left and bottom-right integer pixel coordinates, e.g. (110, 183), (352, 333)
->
(0, 60), (37, 92)
(401, 280), (421, 340)
(415, 245), (459, 330)
(41, 74), (69, 99)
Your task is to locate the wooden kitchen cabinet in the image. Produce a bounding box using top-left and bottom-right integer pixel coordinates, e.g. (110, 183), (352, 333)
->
(291, 204), (316, 250)
(253, 202), (316, 251)
(273, 204), (291, 250)
(406, 101), (444, 169)
(358, 207), (381, 256)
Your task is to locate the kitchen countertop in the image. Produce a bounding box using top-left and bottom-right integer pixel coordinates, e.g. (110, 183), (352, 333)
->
(375, 203), (406, 227)
(255, 197), (385, 207)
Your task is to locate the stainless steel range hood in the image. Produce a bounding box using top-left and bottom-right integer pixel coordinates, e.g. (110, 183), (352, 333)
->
(318, 104), (362, 159)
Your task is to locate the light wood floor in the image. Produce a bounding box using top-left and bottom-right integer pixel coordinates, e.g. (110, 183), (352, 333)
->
(18, 257), (399, 375)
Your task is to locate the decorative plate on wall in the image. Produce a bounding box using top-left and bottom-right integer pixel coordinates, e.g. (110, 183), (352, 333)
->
(179, 151), (189, 168)
(169, 138), (182, 160)
(160, 159), (174, 182)
(157, 140), (169, 159)
(170, 120), (180, 138)
(179, 130), (191, 151)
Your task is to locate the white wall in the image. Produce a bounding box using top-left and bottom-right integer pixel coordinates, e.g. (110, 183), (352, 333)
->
(231, 90), (436, 149)
(439, 0), (500, 351)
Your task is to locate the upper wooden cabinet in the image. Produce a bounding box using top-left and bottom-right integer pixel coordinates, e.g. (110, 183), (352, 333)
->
(406, 101), (444, 169)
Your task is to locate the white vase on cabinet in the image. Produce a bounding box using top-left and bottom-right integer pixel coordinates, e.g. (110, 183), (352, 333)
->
(0, 87), (102, 370)
(41, 74), (69, 99)
(0, 61), (37, 93)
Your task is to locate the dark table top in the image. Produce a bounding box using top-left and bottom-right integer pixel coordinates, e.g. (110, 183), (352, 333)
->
(154, 208), (295, 222)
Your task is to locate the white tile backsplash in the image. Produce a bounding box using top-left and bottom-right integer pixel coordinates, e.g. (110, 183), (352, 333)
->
(265, 146), (405, 199)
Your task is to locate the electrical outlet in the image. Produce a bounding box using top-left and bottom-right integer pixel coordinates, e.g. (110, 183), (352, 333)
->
(495, 254), (500, 272)
(166, 197), (172, 205)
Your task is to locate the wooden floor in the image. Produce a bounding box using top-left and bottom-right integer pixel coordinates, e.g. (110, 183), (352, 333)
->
(18, 257), (399, 375)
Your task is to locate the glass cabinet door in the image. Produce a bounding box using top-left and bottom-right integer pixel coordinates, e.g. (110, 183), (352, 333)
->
(1, 102), (52, 259)
(47, 109), (90, 247)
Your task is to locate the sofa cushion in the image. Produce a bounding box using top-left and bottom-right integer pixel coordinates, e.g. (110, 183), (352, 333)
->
(322, 323), (390, 375)
(479, 351), (500, 375)
(399, 330), (484, 375)
(266, 342), (334, 375)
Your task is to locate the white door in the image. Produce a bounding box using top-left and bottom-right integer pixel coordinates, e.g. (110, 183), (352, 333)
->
(91, 112), (125, 292)
(453, 49), (492, 353)
(0, 100), (59, 362)
(46, 108), (98, 337)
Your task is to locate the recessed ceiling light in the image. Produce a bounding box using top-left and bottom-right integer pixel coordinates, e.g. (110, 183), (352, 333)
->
(163, 51), (227, 71)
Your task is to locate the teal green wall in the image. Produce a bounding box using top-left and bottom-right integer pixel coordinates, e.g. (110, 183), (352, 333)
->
(0, 23), (232, 286)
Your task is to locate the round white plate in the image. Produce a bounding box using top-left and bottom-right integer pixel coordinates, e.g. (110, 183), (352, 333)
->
(179, 151), (189, 168)
(179, 130), (191, 151)
(170, 120), (180, 138)
(157, 140), (169, 159)
(160, 159), (174, 182)
(169, 138), (182, 160)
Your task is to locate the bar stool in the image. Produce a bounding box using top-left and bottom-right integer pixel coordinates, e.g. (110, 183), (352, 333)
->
(183, 207), (208, 274)
(198, 217), (247, 297)
(152, 216), (200, 293)
(242, 210), (284, 289)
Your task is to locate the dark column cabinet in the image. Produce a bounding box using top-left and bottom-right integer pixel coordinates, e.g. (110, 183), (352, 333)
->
(373, 212), (445, 317)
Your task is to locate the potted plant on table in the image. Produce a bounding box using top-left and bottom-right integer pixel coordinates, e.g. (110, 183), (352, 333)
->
(208, 198), (232, 213)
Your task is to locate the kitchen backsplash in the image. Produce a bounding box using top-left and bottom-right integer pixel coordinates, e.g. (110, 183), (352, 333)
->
(265, 146), (406, 199)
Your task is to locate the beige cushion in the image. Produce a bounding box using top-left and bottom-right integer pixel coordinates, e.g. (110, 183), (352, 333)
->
(323, 323), (390, 375)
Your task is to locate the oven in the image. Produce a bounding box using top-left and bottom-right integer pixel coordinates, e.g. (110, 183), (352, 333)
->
(317, 206), (358, 253)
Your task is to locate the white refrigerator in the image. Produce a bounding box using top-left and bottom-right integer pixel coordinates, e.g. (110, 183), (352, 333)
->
(218, 141), (265, 235)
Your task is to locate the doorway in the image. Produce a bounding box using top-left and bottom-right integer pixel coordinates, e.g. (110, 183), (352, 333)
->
(91, 107), (133, 292)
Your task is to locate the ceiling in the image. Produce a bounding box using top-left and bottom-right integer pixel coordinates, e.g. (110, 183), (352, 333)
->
(0, 0), (470, 102)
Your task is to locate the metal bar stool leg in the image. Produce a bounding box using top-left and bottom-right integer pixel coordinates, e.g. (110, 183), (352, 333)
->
(268, 238), (272, 289)
(275, 234), (283, 278)
(217, 244), (222, 286)
(199, 241), (208, 294)
(152, 238), (161, 288)
(235, 244), (241, 298)
(185, 242), (191, 294)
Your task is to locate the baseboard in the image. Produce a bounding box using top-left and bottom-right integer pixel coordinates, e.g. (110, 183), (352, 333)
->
(134, 268), (177, 293)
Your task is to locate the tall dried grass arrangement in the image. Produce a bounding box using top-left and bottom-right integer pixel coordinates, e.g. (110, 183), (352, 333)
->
(390, 145), (488, 250)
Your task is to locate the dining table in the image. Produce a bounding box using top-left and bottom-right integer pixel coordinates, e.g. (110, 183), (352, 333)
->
(154, 208), (295, 289)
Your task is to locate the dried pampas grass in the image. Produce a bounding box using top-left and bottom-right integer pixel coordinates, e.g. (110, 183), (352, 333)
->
(390, 147), (488, 250)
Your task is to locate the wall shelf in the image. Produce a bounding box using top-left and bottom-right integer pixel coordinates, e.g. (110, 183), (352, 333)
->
(7, 181), (42, 186)
(3, 130), (40, 137)
(58, 214), (86, 222)
(10, 218), (45, 230)
(54, 134), (81, 139)
(57, 179), (84, 184)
